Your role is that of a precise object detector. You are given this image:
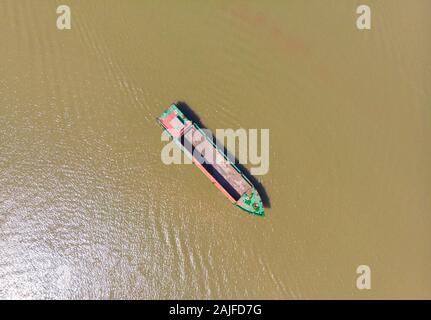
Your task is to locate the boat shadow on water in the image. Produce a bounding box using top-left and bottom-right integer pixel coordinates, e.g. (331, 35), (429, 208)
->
(176, 101), (271, 209)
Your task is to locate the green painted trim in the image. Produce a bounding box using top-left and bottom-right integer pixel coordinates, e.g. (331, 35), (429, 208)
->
(235, 203), (265, 217)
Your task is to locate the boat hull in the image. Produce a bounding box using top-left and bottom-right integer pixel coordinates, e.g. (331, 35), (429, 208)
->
(157, 104), (264, 216)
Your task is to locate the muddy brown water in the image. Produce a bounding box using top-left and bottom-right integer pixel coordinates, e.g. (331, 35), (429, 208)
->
(0, 0), (430, 299)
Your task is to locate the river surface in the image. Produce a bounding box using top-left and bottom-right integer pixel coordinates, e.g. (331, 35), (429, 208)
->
(0, 0), (430, 299)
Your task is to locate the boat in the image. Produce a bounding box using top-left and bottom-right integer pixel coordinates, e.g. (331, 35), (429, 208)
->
(157, 104), (264, 216)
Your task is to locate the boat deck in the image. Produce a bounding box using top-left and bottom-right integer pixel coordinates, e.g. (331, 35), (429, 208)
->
(180, 126), (251, 201)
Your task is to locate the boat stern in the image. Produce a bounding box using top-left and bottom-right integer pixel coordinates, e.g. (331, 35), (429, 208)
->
(235, 188), (265, 217)
(157, 104), (191, 138)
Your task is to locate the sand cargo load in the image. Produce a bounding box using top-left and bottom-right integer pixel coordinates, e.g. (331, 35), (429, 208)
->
(157, 104), (264, 216)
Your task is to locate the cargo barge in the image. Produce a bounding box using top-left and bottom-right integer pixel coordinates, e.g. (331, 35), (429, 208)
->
(157, 104), (264, 216)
